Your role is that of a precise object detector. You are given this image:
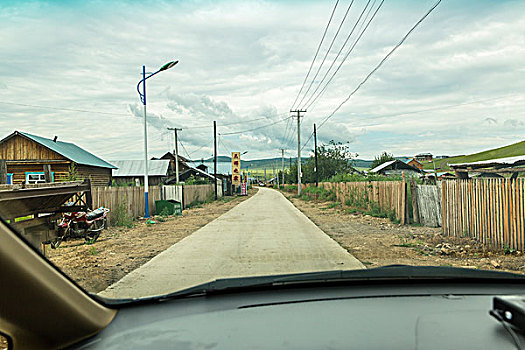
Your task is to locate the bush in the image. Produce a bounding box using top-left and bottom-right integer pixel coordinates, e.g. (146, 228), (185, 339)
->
(112, 196), (134, 228)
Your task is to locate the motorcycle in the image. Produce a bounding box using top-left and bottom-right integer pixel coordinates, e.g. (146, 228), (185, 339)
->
(50, 207), (110, 249)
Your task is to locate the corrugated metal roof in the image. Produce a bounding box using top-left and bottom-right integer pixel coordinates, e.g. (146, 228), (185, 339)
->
(450, 155), (525, 168)
(12, 131), (116, 169)
(370, 159), (421, 174)
(111, 160), (170, 177)
(369, 160), (397, 173)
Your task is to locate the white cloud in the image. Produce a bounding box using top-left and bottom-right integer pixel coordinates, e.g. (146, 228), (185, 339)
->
(0, 0), (523, 161)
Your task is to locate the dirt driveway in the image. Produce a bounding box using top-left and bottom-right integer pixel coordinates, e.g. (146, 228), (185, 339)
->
(283, 192), (525, 274)
(46, 190), (256, 293)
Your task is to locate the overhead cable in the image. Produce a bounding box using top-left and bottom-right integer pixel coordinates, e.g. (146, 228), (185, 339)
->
(317, 0), (443, 132)
(220, 115), (293, 136)
(303, 0), (383, 111)
(294, 0), (356, 109)
(290, 0), (340, 111)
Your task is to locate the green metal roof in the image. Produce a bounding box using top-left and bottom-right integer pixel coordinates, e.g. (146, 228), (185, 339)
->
(16, 131), (117, 169)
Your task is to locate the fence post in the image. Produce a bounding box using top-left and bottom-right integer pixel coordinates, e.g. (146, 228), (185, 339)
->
(0, 160), (6, 184)
(410, 178), (419, 224)
(43, 164), (52, 183)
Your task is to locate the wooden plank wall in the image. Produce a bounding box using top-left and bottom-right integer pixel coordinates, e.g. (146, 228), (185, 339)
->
(442, 178), (525, 250)
(415, 184), (442, 227)
(317, 181), (408, 223)
(0, 134), (66, 160)
(92, 186), (162, 223)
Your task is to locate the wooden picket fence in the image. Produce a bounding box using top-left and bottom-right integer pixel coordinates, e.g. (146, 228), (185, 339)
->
(317, 181), (408, 224)
(442, 178), (525, 250)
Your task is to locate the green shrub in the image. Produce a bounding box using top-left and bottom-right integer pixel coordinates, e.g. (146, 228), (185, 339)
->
(112, 196), (134, 228)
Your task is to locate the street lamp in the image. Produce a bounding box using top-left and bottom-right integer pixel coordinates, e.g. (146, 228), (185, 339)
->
(137, 60), (179, 218)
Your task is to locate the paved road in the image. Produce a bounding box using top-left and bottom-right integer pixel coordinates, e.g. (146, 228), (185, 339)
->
(101, 187), (364, 298)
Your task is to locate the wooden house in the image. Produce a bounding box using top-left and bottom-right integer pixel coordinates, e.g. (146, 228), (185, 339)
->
(0, 131), (116, 186)
(415, 153), (433, 162)
(369, 159), (421, 177)
(111, 159), (172, 186)
(405, 158), (423, 170)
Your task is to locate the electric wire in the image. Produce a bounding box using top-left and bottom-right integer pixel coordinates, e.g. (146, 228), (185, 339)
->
(220, 115), (293, 135)
(311, 0), (443, 143)
(181, 112), (289, 129)
(290, 0), (340, 111)
(303, 0), (383, 111)
(0, 101), (130, 116)
(294, 0), (355, 109)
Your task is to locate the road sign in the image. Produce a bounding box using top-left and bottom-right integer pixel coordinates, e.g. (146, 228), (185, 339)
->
(231, 152), (241, 185)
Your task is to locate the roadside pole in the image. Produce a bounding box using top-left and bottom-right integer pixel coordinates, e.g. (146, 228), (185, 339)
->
(290, 109), (306, 196)
(214, 121), (217, 200)
(168, 127), (182, 184)
(281, 149), (285, 187)
(314, 123), (318, 187)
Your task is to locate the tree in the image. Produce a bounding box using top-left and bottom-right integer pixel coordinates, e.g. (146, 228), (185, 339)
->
(283, 140), (356, 184)
(370, 151), (395, 170)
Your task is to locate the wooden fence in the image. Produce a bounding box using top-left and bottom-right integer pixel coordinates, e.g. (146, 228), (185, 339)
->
(413, 184), (442, 227)
(92, 183), (223, 224)
(317, 181), (408, 224)
(92, 185), (162, 222)
(442, 178), (525, 250)
(183, 183), (223, 208)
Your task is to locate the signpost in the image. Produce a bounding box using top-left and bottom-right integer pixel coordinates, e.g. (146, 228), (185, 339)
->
(240, 182), (247, 196)
(231, 152), (241, 187)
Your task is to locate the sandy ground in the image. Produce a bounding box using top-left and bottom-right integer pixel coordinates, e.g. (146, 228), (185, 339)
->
(282, 191), (525, 274)
(100, 187), (362, 299)
(46, 190), (256, 293)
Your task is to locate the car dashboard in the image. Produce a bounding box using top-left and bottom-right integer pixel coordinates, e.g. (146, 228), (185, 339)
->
(72, 281), (525, 349)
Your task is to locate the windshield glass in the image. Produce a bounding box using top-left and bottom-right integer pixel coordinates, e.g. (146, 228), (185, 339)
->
(0, 0), (524, 301)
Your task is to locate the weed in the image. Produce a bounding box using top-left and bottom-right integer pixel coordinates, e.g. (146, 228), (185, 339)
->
(112, 195), (134, 228)
(327, 202), (341, 209)
(504, 244), (516, 255)
(159, 207), (170, 218)
(88, 246), (98, 255)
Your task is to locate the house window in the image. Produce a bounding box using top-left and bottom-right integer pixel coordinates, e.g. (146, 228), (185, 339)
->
(25, 172), (54, 184)
(7, 173), (13, 185)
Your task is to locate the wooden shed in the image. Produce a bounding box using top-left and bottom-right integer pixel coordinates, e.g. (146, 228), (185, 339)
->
(0, 131), (116, 187)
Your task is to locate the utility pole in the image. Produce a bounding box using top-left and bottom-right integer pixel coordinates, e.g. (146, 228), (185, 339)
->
(290, 109), (306, 195)
(314, 123), (318, 187)
(167, 127), (182, 184)
(273, 162), (276, 186)
(213, 121), (217, 200)
(280, 149), (285, 187)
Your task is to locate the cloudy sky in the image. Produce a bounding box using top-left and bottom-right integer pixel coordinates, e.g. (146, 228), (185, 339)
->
(1, 0), (523, 161)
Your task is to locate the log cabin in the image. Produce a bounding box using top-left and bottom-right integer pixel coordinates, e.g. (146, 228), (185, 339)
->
(0, 131), (116, 186)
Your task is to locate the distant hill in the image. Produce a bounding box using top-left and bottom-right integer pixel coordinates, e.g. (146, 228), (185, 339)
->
(200, 156), (372, 170)
(424, 140), (525, 170)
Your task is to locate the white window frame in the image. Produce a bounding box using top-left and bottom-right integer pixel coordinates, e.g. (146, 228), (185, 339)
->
(25, 172), (48, 184)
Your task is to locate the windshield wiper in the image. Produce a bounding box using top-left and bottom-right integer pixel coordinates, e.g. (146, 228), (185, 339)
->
(97, 265), (525, 306)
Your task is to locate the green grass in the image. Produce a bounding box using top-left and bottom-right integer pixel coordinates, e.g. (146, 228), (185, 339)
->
(424, 139), (525, 170)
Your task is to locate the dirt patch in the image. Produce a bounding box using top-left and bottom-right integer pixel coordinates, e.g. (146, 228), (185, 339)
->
(282, 191), (525, 274)
(46, 190), (257, 293)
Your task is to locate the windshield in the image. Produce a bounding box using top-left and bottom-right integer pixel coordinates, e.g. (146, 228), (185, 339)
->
(0, 0), (524, 301)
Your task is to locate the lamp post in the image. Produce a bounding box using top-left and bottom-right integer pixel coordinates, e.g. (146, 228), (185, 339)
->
(137, 60), (178, 218)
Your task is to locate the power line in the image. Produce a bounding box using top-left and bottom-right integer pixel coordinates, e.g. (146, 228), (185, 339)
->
(0, 101), (130, 116)
(295, 0), (356, 109)
(220, 115), (293, 135)
(303, 0), (383, 111)
(345, 95), (522, 124)
(181, 112), (289, 129)
(317, 0), (443, 132)
(178, 139), (193, 160)
(218, 134), (232, 154)
(290, 0), (341, 110)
